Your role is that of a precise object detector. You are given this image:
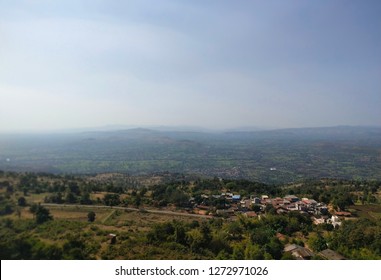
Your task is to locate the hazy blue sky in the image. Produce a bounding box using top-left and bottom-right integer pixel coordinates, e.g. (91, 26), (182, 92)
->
(1, 0), (380, 132)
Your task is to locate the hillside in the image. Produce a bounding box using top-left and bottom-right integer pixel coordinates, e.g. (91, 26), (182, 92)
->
(1, 172), (380, 260)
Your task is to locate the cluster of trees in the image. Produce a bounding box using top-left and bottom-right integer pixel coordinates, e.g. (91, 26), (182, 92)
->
(0, 218), (100, 260)
(151, 183), (190, 207)
(328, 218), (381, 259)
(2, 171), (379, 213)
(29, 204), (53, 224)
(148, 178), (281, 210)
(144, 211), (314, 260)
(191, 178), (278, 197)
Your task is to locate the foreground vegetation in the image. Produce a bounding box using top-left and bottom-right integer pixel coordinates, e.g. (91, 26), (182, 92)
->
(0, 171), (380, 259)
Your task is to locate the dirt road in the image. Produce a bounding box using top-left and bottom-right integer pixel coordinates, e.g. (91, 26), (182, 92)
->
(41, 203), (213, 219)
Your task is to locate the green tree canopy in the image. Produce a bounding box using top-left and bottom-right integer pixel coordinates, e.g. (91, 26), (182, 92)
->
(35, 205), (53, 224)
(87, 211), (96, 222)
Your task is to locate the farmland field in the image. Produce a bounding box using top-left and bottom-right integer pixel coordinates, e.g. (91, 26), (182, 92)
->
(1, 126), (381, 184)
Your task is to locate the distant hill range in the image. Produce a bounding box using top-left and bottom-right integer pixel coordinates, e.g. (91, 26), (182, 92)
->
(1, 126), (380, 184)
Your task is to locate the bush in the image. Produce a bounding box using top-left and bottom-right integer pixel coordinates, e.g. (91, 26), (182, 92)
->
(87, 211), (96, 222)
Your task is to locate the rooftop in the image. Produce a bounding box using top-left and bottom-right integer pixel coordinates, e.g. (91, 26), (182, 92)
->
(319, 249), (346, 260)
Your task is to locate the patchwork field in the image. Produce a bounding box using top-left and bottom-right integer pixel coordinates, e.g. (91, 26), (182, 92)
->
(349, 204), (381, 220)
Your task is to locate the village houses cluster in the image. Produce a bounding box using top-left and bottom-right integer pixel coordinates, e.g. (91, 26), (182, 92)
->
(192, 192), (351, 228)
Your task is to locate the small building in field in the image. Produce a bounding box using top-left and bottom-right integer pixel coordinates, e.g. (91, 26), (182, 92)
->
(313, 217), (326, 225)
(335, 211), (352, 217)
(216, 209), (235, 216)
(244, 211), (257, 218)
(276, 233), (287, 242)
(240, 199), (252, 209)
(328, 215), (342, 227)
(284, 195), (299, 203)
(196, 209), (208, 215)
(108, 234), (117, 244)
(252, 197), (261, 204)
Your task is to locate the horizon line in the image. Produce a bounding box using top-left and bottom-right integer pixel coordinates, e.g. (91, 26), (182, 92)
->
(1, 124), (380, 135)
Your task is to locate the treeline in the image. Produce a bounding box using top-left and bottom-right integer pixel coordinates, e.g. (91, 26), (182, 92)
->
(1, 172), (380, 214)
(0, 172), (142, 211)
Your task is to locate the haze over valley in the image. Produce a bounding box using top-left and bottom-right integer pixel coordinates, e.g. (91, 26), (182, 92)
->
(1, 126), (380, 184)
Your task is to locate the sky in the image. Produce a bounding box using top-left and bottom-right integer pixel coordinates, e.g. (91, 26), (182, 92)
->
(0, 0), (380, 132)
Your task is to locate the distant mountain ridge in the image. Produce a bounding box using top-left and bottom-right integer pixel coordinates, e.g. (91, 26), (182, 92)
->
(79, 124), (380, 135)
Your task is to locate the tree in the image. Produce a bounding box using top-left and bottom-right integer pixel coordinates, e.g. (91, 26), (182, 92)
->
(29, 204), (38, 214)
(133, 194), (141, 208)
(281, 252), (296, 260)
(171, 190), (189, 207)
(244, 243), (264, 259)
(307, 233), (327, 252)
(209, 232), (230, 255)
(185, 222), (212, 253)
(172, 221), (187, 245)
(250, 227), (272, 246)
(54, 192), (63, 204)
(68, 182), (80, 195)
(200, 222), (212, 246)
(80, 192), (92, 205)
(35, 205), (53, 224)
(265, 237), (283, 259)
(18, 197), (27, 207)
(139, 187), (147, 197)
(87, 211), (96, 222)
(62, 235), (88, 259)
(224, 221), (243, 240)
(0, 203), (13, 215)
(6, 185), (14, 194)
(264, 204), (276, 215)
(103, 194), (120, 206)
(147, 222), (175, 244)
(332, 193), (353, 211)
(4, 218), (13, 228)
(65, 192), (77, 204)
(232, 243), (245, 259)
(187, 228), (204, 253)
